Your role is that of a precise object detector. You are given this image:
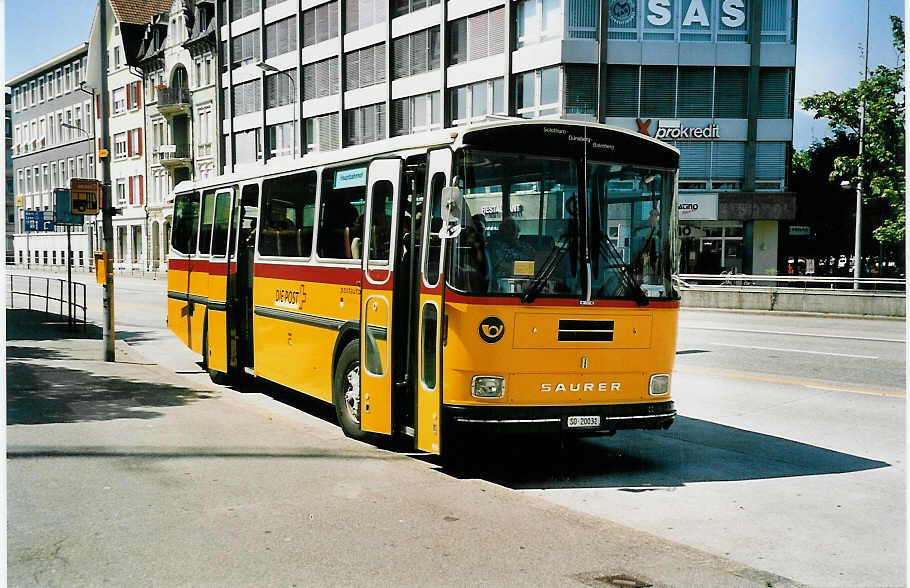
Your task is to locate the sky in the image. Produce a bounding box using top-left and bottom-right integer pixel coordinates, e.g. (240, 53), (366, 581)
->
(4, 0), (906, 150)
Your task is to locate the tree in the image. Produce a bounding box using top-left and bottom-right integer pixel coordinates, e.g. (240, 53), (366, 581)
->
(799, 15), (905, 254)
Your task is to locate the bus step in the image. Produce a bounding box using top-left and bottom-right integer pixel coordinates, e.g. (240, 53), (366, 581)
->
(401, 426), (415, 437)
(243, 367), (256, 377)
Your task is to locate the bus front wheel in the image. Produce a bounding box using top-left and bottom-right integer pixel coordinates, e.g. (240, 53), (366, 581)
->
(333, 340), (369, 441)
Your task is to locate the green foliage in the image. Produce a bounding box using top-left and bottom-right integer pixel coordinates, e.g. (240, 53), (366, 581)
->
(799, 15), (905, 246)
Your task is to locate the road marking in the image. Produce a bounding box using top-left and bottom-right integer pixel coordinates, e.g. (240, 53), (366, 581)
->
(710, 342), (878, 359)
(674, 367), (905, 398)
(679, 324), (905, 344)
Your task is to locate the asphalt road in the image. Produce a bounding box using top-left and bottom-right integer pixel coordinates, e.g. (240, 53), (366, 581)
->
(8, 269), (907, 586)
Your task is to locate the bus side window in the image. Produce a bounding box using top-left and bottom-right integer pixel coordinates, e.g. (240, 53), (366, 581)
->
(259, 171), (317, 258)
(198, 190), (217, 255)
(424, 173), (445, 285)
(318, 165), (366, 260)
(171, 192), (200, 255)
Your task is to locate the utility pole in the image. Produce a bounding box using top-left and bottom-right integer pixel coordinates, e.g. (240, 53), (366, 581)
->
(98, 0), (116, 361)
(853, 0), (870, 290)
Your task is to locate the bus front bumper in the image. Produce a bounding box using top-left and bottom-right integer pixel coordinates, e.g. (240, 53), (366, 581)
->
(444, 401), (675, 435)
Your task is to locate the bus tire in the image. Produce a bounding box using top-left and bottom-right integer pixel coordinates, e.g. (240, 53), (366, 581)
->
(333, 339), (369, 441)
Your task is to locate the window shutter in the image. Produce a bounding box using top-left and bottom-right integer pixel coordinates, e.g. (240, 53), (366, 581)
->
(677, 142), (710, 179)
(96, 95), (101, 117)
(468, 12), (489, 61)
(128, 175), (134, 204)
(411, 30), (428, 75)
(714, 68), (748, 118)
(304, 62), (316, 100)
(139, 175), (144, 204)
(711, 142), (746, 179)
(359, 47), (374, 87)
(304, 9), (316, 46)
(345, 51), (359, 90)
(136, 81), (142, 107)
(564, 66), (597, 116)
(137, 128), (143, 155)
(759, 69), (791, 118)
(640, 66), (676, 117)
(127, 84), (133, 110)
(755, 142), (786, 180)
(329, 57), (339, 95)
(488, 7), (505, 55)
(677, 67), (713, 117)
(393, 35), (409, 79)
(605, 65), (639, 117)
(127, 130), (133, 156)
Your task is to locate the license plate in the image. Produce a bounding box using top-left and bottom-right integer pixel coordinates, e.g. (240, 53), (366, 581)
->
(567, 415), (601, 428)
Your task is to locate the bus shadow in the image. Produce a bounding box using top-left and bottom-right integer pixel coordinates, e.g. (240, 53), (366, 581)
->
(434, 416), (890, 489)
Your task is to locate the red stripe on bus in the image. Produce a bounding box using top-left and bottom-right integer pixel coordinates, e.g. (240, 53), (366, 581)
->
(254, 263), (362, 286)
(444, 290), (680, 308)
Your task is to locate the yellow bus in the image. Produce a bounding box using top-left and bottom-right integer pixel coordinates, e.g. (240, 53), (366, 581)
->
(167, 120), (680, 454)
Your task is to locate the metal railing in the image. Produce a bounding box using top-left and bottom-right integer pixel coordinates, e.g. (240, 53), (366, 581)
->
(7, 274), (88, 329)
(675, 273), (906, 292)
(157, 87), (191, 108)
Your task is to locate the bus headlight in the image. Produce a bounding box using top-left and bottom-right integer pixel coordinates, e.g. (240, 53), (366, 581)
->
(472, 376), (504, 398)
(649, 374), (670, 396)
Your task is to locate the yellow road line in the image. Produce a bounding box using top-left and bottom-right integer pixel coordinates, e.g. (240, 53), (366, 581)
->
(674, 367), (906, 398)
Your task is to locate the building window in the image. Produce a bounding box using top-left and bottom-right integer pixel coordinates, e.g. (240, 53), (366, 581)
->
(231, 29), (261, 69)
(265, 15), (297, 58)
(303, 58), (339, 101)
(235, 128), (262, 163)
(302, 1), (339, 47)
(112, 87), (126, 114)
(392, 27), (440, 79)
(515, 0), (562, 48)
(678, 67), (713, 117)
(343, 103), (385, 146)
(392, 0), (439, 17)
(344, 43), (386, 90)
(344, 0), (385, 33)
(392, 92), (441, 136)
(514, 67), (560, 118)
(266, 121), (296, 158)
(232, 79), (262, 115)
(304, 112), (340, 152)
(450, 79), (503, 125)
(230, 0), (260, 21)
(265, 69), (298, 108)
(116, 178), (127, 204)
(714, 67), (748, 118)
(640, 66), (676, 117)
(448, 7), (505, 65)
(114, 132), (128, 159)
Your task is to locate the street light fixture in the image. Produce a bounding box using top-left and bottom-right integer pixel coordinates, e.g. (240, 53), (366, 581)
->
(257, 61), (298, 159)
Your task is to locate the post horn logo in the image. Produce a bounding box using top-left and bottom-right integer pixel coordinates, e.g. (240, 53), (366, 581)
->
(478, 317), (505, 344)
(609, 0), (635, 25)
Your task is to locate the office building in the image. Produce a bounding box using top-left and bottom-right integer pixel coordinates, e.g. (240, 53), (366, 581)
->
(8, 43), (96, 270)
(216, 0), (795, 275)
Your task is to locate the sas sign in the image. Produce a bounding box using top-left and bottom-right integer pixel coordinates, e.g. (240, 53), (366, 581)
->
(610, 0), (747, 29)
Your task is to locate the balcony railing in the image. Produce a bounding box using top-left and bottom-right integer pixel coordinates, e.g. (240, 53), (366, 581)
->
(157, 87), (190, 108)
(158, 143), (192, 167)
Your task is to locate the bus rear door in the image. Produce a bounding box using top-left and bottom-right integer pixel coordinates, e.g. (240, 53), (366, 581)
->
(360, 158), (402, 435)
(204, 188), (236, 375)
(415, 147), (451, 454)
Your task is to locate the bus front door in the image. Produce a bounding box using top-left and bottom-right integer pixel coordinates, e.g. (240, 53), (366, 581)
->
(415, 148), (451, 454)
(360, 158), (403, 435)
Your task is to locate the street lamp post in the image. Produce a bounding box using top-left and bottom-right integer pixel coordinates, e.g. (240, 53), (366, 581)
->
(853, 0), (870, 290)
(257, 62), (297, 158)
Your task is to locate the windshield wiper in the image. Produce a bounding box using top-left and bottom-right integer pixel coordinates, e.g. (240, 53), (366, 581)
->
(521, 237), (568, 304)
(596, 235), (649, 306)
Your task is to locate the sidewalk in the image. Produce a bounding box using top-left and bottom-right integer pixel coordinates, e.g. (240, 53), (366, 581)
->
(7, 308), (801, 587)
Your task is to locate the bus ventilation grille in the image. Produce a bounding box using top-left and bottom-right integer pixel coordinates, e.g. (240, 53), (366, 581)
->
(557, 319), (615, 342)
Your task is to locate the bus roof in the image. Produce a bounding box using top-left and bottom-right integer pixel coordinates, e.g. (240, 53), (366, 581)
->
(171, 119), (678, 197)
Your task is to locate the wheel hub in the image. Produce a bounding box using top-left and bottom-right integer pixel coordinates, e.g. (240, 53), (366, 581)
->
(344, 365), (360, 424)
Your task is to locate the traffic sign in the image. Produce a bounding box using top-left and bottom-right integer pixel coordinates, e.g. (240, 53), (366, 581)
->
(24, 210), (42, 232)
(55, 189), (84, 226)
(98, 148), (109, 158)
(70, 178), (101, 215)
(16, 195), (23, 207)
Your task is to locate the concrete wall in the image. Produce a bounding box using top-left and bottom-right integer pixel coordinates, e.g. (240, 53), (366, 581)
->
(681, 288), (906, 317)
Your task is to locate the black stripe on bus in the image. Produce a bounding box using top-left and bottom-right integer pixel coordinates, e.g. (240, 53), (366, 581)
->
(254, 305), (346, 331)
(559, 319), (615, 331)
(167, 291), (209, 306)
(207, 300), (227, 312)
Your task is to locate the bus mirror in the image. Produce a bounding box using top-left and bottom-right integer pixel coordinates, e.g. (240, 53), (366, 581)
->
(440, 186), (464, 239)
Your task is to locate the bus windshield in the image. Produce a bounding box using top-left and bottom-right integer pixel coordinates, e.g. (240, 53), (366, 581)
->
(449, 150), (581, 296)
(449, 148), (677, 300)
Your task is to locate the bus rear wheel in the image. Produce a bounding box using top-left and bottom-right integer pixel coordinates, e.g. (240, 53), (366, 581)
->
(333, 340), (369, 441)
